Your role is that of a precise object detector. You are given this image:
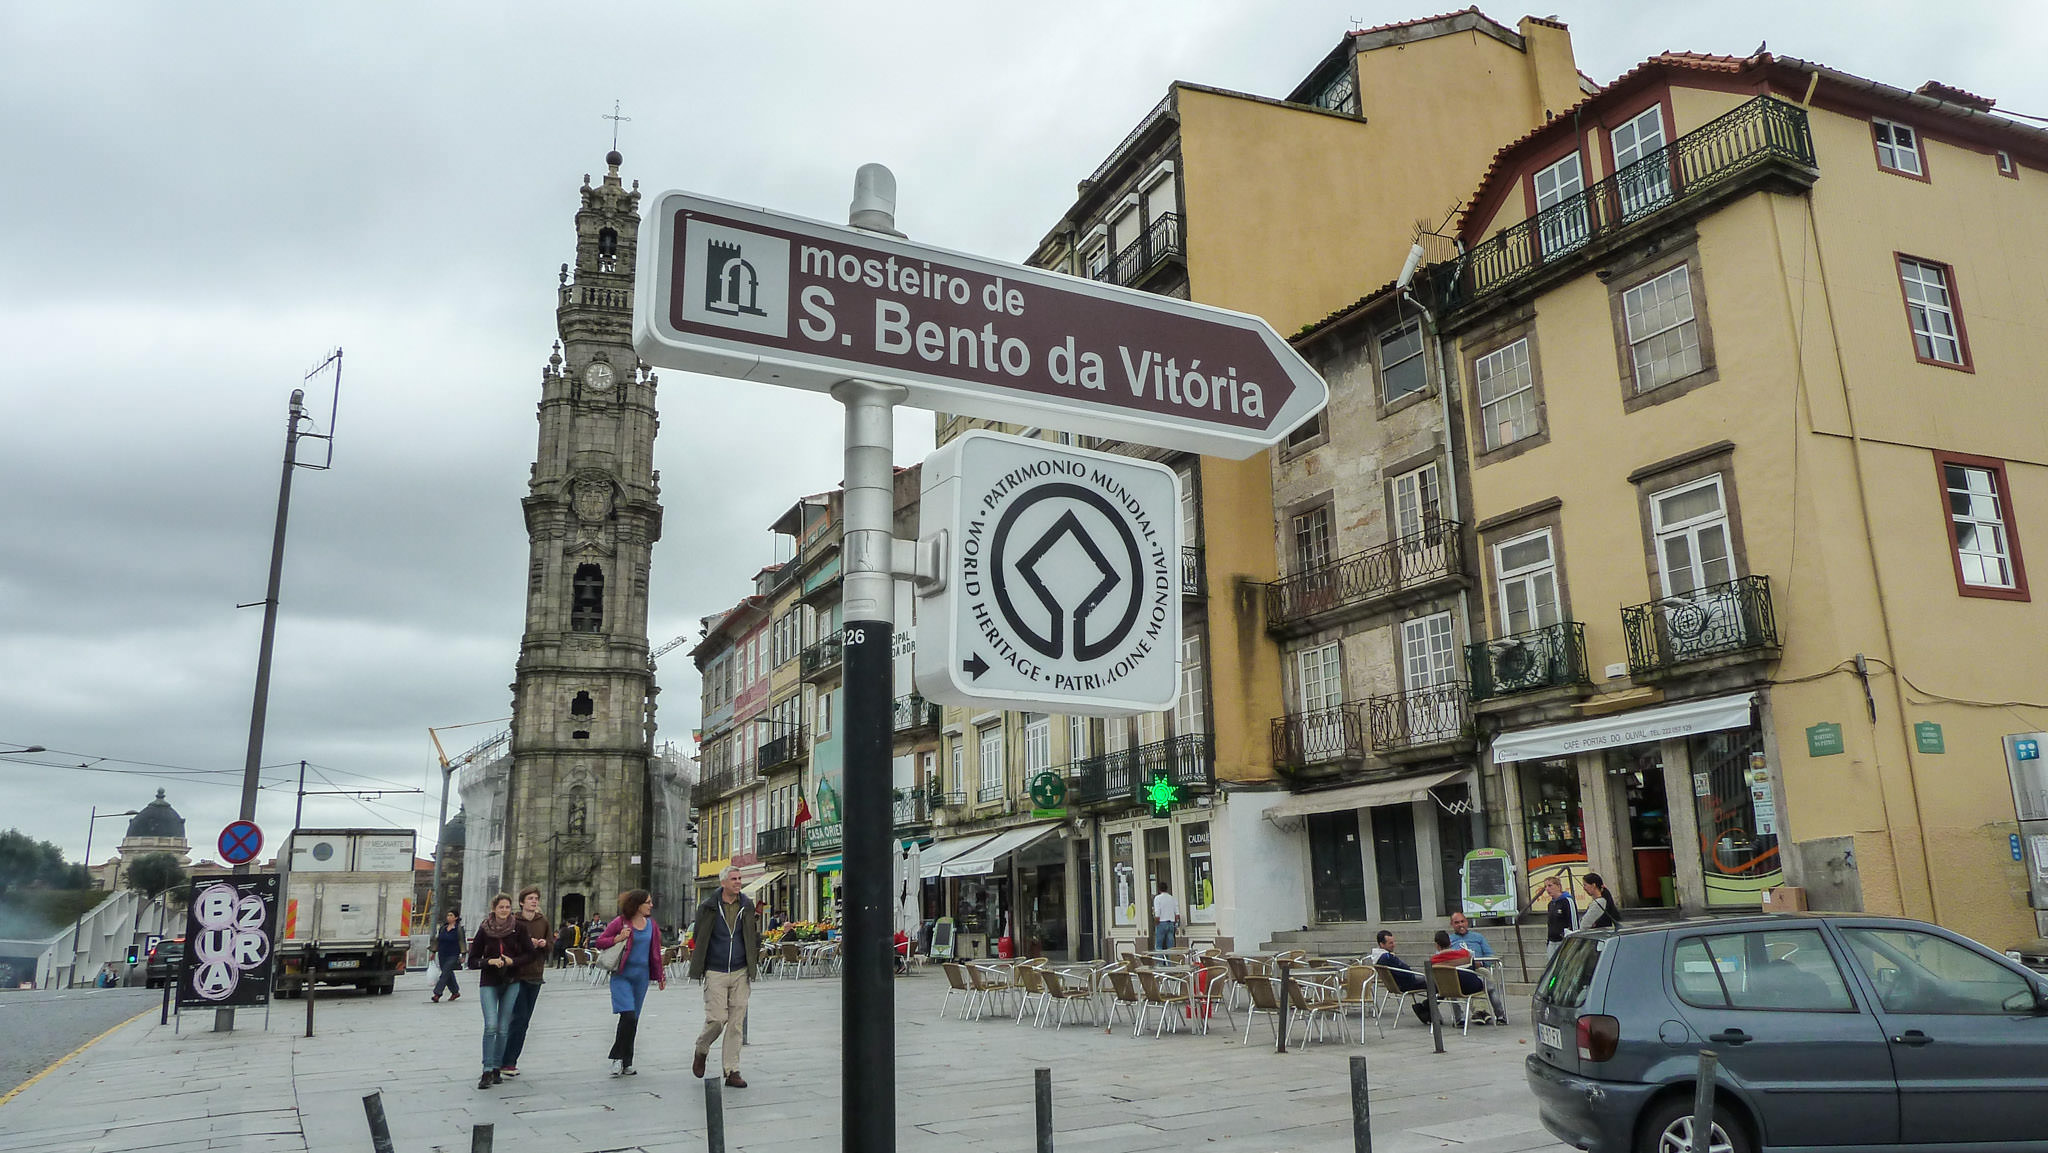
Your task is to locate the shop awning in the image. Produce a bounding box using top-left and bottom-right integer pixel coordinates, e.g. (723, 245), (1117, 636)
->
(811, 856), (841, 874)
(916, 832), (1003, 879)
(1263, 769), (1466, 823)
(940, 824), (1062, 878)
(740, 870), (783, 898)
(1489, 691), (1755, 764)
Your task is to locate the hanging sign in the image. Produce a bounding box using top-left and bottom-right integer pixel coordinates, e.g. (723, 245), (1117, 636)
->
(915, 432), (1181, 714)
(633, 191), (1327, 458)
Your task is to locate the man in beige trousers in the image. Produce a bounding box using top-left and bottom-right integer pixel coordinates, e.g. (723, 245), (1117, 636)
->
(689, 866), (760, 1087)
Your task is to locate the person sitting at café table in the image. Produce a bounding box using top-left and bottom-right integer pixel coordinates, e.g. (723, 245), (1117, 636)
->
(1446, 912), (1508, 1023)
(1369, 930), (1433, 1023)
(1429, 931), (1495, 1023)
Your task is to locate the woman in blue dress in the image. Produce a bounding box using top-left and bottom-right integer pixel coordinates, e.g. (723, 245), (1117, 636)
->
(591, 888), (666, 1076)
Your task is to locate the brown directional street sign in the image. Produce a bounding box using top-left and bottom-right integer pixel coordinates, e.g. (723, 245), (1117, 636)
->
(633, 190), (1327, 458)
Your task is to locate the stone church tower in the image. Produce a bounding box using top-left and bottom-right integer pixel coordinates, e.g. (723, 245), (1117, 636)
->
(503, 150), (662, 926)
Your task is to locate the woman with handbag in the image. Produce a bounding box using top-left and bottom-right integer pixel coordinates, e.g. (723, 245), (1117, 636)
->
(591, 888), (666, 1076)
(466, 893), (535, 1089)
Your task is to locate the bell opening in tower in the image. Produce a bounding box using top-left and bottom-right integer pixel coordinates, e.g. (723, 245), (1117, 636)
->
(571, 563), (605, 632)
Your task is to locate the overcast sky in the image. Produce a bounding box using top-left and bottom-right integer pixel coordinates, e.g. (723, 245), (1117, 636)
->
(2, 1), (2040, 864)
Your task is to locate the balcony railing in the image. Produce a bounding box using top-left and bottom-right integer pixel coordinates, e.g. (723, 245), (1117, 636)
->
(1447, 96), (1815, 309)
(806, 821), (842, 852)
(1265, 521), (1464, 631)
(893, 791), (931, 827)
(1180, 546), (1205, 598)
(1468, 622), (1590, 702)
(1367, 682), (1472, 752)
(799, 632), (842, 680)
(755, 825), (798, 858)
(892, 694), (940, 734)
(937, 789), (968, 809)
(1069, 733), (1214, 807)
(1271, 703), (1369, 771)
(758, 730), (806, 772)
(697, 769), (735, 798)
(976, 783), (1007, 805)
(1093, 213), (1184, 289)
(1621, 575), (1779, 676)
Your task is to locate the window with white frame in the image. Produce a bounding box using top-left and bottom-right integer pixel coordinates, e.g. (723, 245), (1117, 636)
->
(1651, 476), (1734, 597)
(1023, 714), (1051, 777)
(1873, 118), (1923, 176)
(1292, 505), (1332, 573)
(977, 724), (1004, 801)
(1495, 529), (1560, 634)
(1176, 632), (1206, 736)
(1944, 463), (2016, 589)
(948, 738), (963, 796)
(1083, 241), (1108, 280)
(1622, 265), (1703, 392)
(1142, 170), (1176, 225)
(1612, 104), (1671, 216)
(1534, 153), (1589, 256)
(1391, 462), (1443, 541)
(1475, 338), (1538, 449)
(1177, 465), (1199, 550)
(1401, 612), (1458, 689)
(1297, 642), (1342, 712)
(1898, 258), (1965, 365)
(1066, 715), (1091, 761)
(1378, 317), (1427, 403)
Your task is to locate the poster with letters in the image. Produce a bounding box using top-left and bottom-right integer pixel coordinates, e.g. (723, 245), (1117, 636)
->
(175, 874), (281, 1010)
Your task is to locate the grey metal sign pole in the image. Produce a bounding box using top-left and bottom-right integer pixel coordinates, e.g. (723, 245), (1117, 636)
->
(838, 164), (907, 1153)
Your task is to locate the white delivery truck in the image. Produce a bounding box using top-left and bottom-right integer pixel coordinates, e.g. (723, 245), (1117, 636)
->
(275, 828), (417, 996)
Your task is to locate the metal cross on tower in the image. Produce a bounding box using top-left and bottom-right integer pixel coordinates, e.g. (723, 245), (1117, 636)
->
(603, 100), (631, 151)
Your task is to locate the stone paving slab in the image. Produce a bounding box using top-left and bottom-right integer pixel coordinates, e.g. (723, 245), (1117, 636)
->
(0, 966), (1569, 1152)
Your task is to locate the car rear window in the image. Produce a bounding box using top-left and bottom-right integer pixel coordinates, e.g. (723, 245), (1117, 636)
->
(1539, 935), (1603, 1008)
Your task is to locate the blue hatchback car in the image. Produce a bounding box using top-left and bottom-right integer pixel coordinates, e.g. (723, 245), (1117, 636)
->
(1526, 914), (2048, 1152)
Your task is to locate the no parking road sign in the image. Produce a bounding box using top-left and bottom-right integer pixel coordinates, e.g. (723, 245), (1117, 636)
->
(915, 432), (1180, 715)
(217, 819), (263, 866)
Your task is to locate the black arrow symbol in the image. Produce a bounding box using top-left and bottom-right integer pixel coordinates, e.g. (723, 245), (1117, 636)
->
(962, 653), (989, 680)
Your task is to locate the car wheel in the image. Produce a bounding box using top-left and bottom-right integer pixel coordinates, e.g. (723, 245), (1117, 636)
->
(1640, 1095), (1753, 1153)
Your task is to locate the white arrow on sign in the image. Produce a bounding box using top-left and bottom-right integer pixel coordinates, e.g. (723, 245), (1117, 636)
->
(633, 190), (1328, 459)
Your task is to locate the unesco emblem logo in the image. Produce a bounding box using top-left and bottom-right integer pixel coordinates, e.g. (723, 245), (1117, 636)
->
(991, 483), (1143, 662)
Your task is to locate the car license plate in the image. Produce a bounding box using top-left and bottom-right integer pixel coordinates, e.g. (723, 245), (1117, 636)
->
(1538, 1023), (1565, 1050)
(327, 960), (359, 970)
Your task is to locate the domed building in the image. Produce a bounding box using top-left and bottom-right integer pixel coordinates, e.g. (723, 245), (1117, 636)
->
(91, 788), (192, 890)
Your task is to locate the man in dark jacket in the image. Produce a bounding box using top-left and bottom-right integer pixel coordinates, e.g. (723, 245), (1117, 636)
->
(688, 866), (759, 1087)
(432, 911), (463, 1002)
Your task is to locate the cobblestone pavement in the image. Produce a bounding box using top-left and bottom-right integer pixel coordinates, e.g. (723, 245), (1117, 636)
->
(0, 964), (1569, 1152)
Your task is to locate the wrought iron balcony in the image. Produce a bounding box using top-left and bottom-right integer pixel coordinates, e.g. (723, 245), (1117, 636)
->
(1468, 622), (1590, 702)
(1068, 733), (1214, 807)
(1445, 96), (1816, 310)
(1092, 213), (1184, 289)
(892, 694), (940, 734)
(755, 825), (798, 858)
(937, 789), (968, 809)
(1180, 546), (1206, 598)
(697, 768), (735, 798)
(805, 821), (842, 852)
(1621, 575), (1779, 676)
(1271, 704), (1369, 771)
(1265, 522), (1464, 632)
(893, 791), (931, 828)
(976, 783), (1007, 805)
(758, 729), (807, 772)
(799, 632), (842, 680)
(1367, 682), (1472, 752)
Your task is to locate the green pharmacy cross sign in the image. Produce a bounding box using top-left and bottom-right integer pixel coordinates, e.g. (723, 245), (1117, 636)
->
(1143, 772), (1181, 816)
(1029, 771), (1068, 811)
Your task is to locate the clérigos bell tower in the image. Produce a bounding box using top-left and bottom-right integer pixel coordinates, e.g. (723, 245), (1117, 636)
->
(504, 150), (662, 925)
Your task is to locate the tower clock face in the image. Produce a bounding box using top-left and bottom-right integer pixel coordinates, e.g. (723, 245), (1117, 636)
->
(584, 363), (615, 392)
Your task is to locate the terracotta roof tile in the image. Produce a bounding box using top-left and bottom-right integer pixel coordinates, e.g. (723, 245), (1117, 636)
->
(1916, 80), (1996, 111)
(1348, 6), (1481, 37)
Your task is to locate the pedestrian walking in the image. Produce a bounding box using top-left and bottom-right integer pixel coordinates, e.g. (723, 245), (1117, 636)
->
(1151, 880), (1180, 950)
(592, 889), (666, 1077)
(432, 911), (463, 1002)
(498, 886), (553, 1078)
(468, 893), (534, 1089)
(688, 865), (760, 1088)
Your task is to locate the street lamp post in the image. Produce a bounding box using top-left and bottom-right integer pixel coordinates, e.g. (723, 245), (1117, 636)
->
(71, 806), (138, 986)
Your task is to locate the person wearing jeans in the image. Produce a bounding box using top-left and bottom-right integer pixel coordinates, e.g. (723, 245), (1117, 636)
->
(498, 886), (553, 1077)
(688, 866), (760, 1088)
(1151, 881), (1181, 950)
(466, 894), (533, 1089)
(432, 912), (463, 1002)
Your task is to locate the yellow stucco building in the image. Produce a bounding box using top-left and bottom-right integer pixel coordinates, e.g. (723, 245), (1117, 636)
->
(1435, 51), (2048, 950)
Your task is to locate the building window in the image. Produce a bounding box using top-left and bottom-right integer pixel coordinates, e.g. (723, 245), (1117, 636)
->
(1475, 338), (1539, 449)
(1296, 642), (1342, 711)
(1611, 104), (1671, 217)
(1872, 118), (1924, 177)
(1312, 66), (1357, 115)
(977, 725), (1004, 802)
(1533, 153), (1588, 257)
(1083, 241), (1108, 280)
(1377, 318), (1427, 404)
(949, 738), (964, 794)
(1023, 714), (1051, 778)
(1401, 612), (1457, 690)
(1283, 413), (1326, 450)
(1495, 529), (1560, 634)
(1938, 456), (2027, 599)
(1292, 505), (1332, 573)
(1621, 265), (1703, 392)
(570, 563), (604, 632)
(1651, 475), (1734, 597)
(1390, 462), (1443, 541)
(1175, 632), (1205, 736)
(1897, 257), (1970, 368)
(1996, 150), (2018, 179)
(1066, 715), (1092, 761)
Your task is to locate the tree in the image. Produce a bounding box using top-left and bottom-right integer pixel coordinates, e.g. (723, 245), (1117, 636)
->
(0, 828), (84, 898)
(125, 852), (187, 900)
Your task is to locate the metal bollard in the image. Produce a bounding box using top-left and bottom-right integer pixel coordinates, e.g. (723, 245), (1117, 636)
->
(1034, 1066), (1054, 1153)
(305, 972), (317, 1038)
(1692, 1050), (1719, 1152)
(704, 1073), (726, 1153)
(471, 1122), (494, 1153)
(1275, 959), (1293, 1054)
(1423, 968), (1444, 1054)
(362, 1091), (396, 1153)
(159, 979), (171, 1025)
(1349, 1054), (1372, 1153)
